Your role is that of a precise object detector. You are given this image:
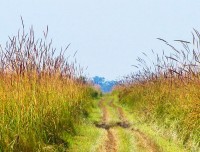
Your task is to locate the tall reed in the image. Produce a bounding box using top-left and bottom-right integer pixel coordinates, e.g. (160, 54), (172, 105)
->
(116, 30), (200, 151)
(0, 19), (95, 151)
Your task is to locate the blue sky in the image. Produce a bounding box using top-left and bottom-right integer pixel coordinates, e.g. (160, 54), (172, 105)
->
(1, 1), (200, 80)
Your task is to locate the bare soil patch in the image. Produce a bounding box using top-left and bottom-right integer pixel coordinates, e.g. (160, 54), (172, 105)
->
(105, 129), (117, 152)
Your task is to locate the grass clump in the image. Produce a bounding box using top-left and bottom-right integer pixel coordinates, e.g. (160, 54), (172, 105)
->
(0, 19), (98, 151)
(116, 30), (200, 151)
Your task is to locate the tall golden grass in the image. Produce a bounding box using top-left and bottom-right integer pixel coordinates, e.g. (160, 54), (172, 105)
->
(116, 30), (200, 151)
(0, 19), (96, 151)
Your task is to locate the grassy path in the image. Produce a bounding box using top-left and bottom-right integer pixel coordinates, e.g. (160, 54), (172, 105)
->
(96, 99), (117, 152)
(68, 95), (188, 152)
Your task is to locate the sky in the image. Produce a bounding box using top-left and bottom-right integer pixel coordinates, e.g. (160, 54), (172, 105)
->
(1, 1), (200, 80)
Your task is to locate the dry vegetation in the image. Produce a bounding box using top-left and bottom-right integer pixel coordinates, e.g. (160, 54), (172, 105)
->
(1, 18), (200, 151)
(116, 30), (200, 151)
(0, 19), (98, 151)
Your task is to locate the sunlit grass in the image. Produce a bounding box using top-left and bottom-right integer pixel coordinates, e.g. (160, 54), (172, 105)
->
(67, 98), (106, 152)
(0, 20), (99, 151)
(115, 31), (200, 151)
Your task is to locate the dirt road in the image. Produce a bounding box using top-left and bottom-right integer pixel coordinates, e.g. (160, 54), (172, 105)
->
(95, 97), (160, 152)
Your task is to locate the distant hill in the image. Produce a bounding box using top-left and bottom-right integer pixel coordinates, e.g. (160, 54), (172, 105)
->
(92, 76), (117, 93)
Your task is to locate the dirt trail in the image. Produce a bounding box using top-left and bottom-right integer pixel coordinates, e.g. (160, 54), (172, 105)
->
(95, 97), (161, 152)
(109, 100), (130, 128)
(105, 129), (117, 152)
(109, 99), (160, 152)
(97, 99), (117, 152)
(99, 99), (109, 124)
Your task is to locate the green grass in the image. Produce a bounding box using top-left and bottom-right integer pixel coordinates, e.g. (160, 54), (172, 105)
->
(117, 82), (200, 151)
(104, 94), (190, 152)
(112, 93), (189, 152)
(117, 127), (136, 152)
(105, 95), (137, 152)
(138, 124), (187, 152)
(66, 98), (106, 152)
(66, 124), (106, 152)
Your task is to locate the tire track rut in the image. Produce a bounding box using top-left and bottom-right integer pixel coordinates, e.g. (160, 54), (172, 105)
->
(109, 99), (160, 152)
(109, 100), (130, 128)
(97, 99), (117, 152)
(131, 128), (160, 152)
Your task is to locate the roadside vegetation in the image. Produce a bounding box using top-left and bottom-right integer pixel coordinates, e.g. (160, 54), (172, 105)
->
(115, 30), (200, 151)
(1, 20), (199, 152)
(0, 20), (100, 151)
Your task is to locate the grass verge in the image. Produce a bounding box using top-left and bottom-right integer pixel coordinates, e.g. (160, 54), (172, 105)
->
(66, 98), (106, 152)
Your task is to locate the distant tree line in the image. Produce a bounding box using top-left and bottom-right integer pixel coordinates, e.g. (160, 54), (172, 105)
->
(93, 76), (117, 93)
